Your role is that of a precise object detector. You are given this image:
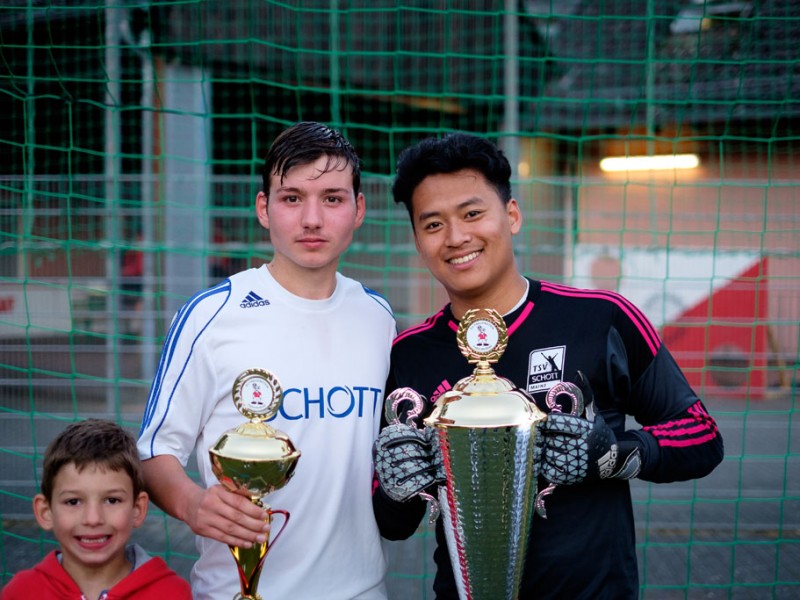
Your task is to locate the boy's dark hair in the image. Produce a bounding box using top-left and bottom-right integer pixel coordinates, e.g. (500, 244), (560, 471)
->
(392, 132), (513, 224)
(261, 121), (362, 196)
(40, 419), (144, 501)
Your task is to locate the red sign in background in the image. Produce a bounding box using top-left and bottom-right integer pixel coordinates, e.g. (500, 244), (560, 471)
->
(662, 258), (769, 399)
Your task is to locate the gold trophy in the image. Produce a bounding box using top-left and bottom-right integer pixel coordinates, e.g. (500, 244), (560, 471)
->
(386, 308), (584, 599)
(209, 368), (301, 600)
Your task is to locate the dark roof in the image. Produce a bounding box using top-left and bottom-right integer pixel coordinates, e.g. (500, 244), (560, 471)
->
(159, 0), (800, 130)
(527, 0), (800, 130)
(4, 0), (798, 131)
(161, 0), (511, 102)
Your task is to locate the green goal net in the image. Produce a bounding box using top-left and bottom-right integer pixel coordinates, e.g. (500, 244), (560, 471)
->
(1, 1), (798, 597)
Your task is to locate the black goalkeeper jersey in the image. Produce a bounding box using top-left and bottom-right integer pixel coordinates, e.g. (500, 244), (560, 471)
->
(374, 278), (724, 600)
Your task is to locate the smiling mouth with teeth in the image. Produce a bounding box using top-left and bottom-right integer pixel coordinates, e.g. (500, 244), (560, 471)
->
(79, 536), (110, 544)
(449, 251), (480, 265)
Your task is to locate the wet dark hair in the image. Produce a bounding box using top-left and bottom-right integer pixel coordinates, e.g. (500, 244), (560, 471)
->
(40, 419), (144, 501)
(261, 121), (362, 195)
(392, 132), (513, 224)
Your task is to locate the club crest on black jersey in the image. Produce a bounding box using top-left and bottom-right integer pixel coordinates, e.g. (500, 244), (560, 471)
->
(527, 345), (566, 394)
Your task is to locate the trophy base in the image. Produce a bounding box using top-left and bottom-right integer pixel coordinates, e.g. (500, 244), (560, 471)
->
(234, 594), (262, 600)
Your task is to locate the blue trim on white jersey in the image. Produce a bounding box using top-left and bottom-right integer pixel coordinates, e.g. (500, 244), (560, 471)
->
(362, 285), (394, 319)
(139, 281), (231, 455)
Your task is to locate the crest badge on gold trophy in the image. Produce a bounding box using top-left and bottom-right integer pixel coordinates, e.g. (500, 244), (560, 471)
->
(209, 369), (301, 600)
(385, 308), (584, 600)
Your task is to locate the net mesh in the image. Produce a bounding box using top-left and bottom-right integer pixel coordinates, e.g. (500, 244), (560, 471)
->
(1, 1), (798, 597)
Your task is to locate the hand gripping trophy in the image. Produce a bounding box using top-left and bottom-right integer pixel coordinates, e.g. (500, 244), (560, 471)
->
(384, 309), (584, 600)
(209, 369), (301, 600)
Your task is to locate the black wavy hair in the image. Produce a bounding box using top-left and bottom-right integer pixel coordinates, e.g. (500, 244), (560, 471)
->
(392, 132), (512, 224)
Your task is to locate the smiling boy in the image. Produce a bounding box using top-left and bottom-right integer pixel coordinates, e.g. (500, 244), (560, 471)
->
(1, 419), (190, 600)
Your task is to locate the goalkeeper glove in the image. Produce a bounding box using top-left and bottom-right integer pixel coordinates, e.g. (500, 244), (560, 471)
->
(537, 371), (642, 485)
(373, 423), (446, 502)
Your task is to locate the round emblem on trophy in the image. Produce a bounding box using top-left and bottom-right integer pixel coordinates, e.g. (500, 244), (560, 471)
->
(465, 319), (499, 354)
(456, 308), (509, 364)
(232, 368), (283, 421)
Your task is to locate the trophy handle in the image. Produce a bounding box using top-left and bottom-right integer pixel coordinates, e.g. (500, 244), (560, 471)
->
(544, 381), (585, 416)
(266, 508), (290, 550)
(228, 507), (291, 600)
(535, 382), (585, 518)
(419, 491), (441, 524)
(385, 387), (426, 426)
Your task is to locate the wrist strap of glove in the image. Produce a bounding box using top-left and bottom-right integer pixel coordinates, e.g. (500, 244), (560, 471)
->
(611, 436), (642, 480)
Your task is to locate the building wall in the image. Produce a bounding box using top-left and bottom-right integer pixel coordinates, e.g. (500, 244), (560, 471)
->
(578, 154), (799, 381)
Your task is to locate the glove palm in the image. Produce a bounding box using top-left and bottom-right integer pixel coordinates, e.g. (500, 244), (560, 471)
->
(374, 423), (445, 502)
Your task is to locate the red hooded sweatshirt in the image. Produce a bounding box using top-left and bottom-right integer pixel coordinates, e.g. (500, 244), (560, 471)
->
(1, 546), (191, 599)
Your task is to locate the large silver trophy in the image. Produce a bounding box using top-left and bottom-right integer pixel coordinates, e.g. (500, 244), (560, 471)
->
(386, 308), (583, 600)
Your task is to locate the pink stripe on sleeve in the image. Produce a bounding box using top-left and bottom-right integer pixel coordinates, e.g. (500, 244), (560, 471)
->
(649, 422), (714, 439)
(541, 282), (661, 356)
(655, 432), (719, 448)
(646, 417), (701, 432)
(644, 401), (719, 447)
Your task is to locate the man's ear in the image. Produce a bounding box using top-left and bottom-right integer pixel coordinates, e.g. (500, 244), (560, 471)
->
(255, 191), (270, 229)
(33, 494), (54, 531)
(354, 192), (366, 229)
(507, 198), (523, 235)
(132, 491), (149, 528)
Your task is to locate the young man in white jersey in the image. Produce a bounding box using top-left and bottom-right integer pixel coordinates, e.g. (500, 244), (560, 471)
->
(137, 122), (396, 600)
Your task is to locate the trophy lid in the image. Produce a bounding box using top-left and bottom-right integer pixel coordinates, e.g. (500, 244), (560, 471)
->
(209, 368), (301, 463)
(424, 308), (546, 429)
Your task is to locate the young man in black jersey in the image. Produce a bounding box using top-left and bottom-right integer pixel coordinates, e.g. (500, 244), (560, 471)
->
(372, 132), (724, 599)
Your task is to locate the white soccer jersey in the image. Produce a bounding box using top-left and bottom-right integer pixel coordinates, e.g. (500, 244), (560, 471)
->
(138, 265), (395, 600)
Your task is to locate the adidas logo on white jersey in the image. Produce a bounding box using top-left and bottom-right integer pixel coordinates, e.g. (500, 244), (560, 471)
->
(240, 291), (270, 308)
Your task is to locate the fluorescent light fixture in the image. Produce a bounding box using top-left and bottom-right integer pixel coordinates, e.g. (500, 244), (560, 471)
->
(599, 153), (700, 172)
